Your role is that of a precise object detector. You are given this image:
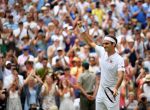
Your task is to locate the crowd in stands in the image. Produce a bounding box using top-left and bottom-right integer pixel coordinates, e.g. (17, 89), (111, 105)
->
(0, 0), (150, 110)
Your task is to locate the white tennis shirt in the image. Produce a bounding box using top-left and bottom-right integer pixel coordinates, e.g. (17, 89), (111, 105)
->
(95, 45), (125, 88)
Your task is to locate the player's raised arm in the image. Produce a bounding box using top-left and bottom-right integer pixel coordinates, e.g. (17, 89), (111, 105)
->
(77, 22), (96, 48)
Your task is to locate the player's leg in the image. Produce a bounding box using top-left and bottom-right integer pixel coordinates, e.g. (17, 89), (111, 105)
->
(96, 101), (107, 110)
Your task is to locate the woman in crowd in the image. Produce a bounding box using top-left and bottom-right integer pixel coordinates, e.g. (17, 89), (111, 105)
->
(59, 79), (75, 110)
(21, 72), (42, 110)
(40, 74), (58, 110)
(6, 68), (22, 110)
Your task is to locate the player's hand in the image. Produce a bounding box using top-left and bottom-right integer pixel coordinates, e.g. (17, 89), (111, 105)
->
(77, 21), (86, 33)
(113, 88), (118, 97)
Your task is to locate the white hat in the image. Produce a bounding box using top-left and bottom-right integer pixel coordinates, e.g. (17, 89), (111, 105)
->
(48, 22), (54, 26)
(28, 5), (35, 11)
(30, 22), (37, 29)
(59, 1), (64, 5)
(110, 1), (116, 6)
(144, 74), (150, 82)
(41, 6), (47, 10)
(126, 37), (134, 42)
(57, 47), (63, 51)
(45, 3), (50, 7)
(5, 61), (11, 65)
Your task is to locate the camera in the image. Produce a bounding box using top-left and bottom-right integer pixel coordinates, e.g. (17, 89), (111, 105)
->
(29, 104), (39, 110)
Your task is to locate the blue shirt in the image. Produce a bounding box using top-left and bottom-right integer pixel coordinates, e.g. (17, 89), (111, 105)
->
(37, 0), (45, 12)
(132, 5), (146, 24)
(3, 22), (18, 30)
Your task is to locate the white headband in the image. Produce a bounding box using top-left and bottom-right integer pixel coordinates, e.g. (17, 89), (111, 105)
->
(103, 36), (116, 44)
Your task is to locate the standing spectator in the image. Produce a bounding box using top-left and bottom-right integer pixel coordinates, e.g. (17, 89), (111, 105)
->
(125, 37), (137, 67)
(59, 79), (75, 110)
(78, 62), (96, 110)
(60, 67), (77, 90)
(136, 68), (147, 98)
(142, 74), (150, 102)
(92, 2), (104, 26)
(134, 27), (145, 59)
(47, 38), (59, 63)
(0, 80), (7, 110)
(21, 73), (42, 110)
(17, 46), (34, 66)
(6, 68), (22, 110)
(89, 56), (100, 74)
(3, 65), (24, 90)
(40, 74), (58, 110)
(132, 0), (146, 27)
(70, 57), (83, 80)
(52, 47), (69, 68)
(3, 15), (18, 30)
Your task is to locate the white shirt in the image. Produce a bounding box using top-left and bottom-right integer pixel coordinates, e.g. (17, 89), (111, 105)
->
(3, 74), (24, 89)
(18, 54), (34, 66)
(95, 45), (125, 88)
(52, 55), (69, 67)
(13, 28), (27, 40)
(143, 83), (150, 102)
(3, 68), (12, 79)
(51, 34), (65, 49)
(89, 65), (100, 75)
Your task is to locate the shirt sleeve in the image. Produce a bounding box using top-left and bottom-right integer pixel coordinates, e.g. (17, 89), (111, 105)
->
(118, 57), (125, 72)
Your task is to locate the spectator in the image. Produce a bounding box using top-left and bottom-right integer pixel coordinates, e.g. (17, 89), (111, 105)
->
(40, 74), (58, 110)
(6, 68), (22, 110)
(59, 79), (75, 110)
(78, 62), (96, 110)
(142, 74), (150, 102)
(125, 92), (138, 110)
(21, 72), (42, 110)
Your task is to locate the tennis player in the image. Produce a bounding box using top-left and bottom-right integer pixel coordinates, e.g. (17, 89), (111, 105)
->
(78, 24), (125, 110)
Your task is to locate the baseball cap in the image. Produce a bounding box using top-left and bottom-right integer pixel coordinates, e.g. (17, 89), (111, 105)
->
(126, 37), (134, 42)
(110, 1), (116, 6)
(23, 46), (30, 51)
(57, 47), (63, 51)
(86, 8), (92, 13)
(5, 61), (11, 65)
(45, 3), (50, 7)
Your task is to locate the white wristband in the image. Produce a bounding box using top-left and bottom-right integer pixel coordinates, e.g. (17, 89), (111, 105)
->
(79, 25), (86, 33)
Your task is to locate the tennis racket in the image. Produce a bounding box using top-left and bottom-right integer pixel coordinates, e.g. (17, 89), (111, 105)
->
(104, 87), (116, 103)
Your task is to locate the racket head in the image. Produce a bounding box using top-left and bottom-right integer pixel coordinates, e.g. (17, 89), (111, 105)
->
(104, 87), (116, 103)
